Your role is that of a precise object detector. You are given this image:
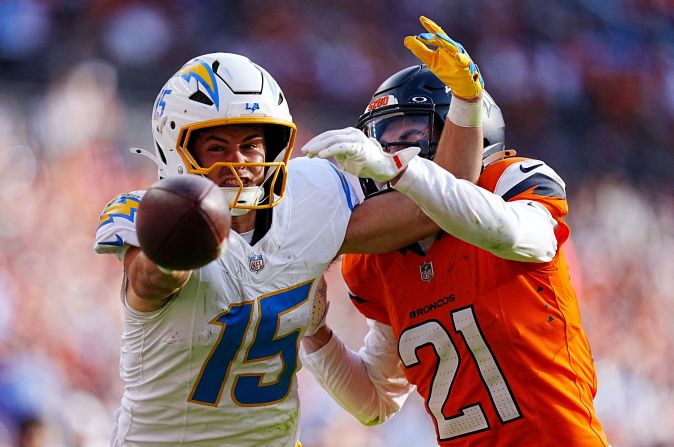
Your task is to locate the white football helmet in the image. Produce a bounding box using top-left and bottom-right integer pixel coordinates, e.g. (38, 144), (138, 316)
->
(133, 53), (296, 215)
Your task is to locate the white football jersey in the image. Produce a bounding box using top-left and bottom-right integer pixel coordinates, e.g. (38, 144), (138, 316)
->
(95, 157), (362, 447)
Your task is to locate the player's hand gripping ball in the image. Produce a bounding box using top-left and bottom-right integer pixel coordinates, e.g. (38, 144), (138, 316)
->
(137, 175), (231, 271)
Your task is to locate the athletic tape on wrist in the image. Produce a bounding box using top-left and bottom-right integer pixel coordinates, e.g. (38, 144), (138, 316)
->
(448, 96), (482, 128)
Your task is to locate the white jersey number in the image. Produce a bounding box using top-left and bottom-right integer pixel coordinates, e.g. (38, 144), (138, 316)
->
(189, 281), (312, 407)
(398, 306), (521, 441)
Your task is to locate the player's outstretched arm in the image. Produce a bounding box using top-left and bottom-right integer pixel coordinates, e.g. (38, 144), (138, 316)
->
(124, 246), (192, 312)
(94, 191), (192, 312)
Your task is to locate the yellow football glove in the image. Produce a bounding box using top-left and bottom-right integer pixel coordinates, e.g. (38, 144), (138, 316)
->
(404, 16), (484, 101)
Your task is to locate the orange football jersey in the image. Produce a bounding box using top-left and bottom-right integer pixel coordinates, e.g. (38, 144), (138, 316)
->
(342, 157), (608, 446)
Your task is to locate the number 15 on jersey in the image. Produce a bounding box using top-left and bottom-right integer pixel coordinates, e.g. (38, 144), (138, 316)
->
(189, 281), (313, 407)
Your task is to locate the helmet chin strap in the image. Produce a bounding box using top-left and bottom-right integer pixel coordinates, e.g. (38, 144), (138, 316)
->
(221, 186), (265, 216)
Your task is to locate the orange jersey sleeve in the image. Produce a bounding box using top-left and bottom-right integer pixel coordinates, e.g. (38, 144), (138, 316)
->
(480, 157), (570, 245)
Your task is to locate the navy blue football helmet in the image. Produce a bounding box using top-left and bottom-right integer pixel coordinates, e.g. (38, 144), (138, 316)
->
(358, 64), (505, 156)
(356, 65), (506, 196)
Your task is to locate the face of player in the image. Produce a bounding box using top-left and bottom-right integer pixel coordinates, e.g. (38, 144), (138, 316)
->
(191, 125), (266, 187)
(378, 116), (434, 153)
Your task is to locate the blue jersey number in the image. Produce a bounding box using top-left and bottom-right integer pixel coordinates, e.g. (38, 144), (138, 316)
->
(189, 280), (313, 407)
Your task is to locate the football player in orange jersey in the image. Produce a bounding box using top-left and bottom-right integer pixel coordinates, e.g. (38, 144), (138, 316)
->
(300, 17), (610, 447)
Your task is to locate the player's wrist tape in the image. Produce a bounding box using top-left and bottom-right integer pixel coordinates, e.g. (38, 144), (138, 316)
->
(448, 96), (482, 128)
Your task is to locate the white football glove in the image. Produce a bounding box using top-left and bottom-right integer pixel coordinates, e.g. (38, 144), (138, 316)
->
(301, 127), (420, 183)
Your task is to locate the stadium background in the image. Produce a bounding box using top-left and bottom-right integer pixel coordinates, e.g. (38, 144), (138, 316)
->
(0, 0), (672, 445)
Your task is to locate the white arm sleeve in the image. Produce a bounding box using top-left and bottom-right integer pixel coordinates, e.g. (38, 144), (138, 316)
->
(394, 157), (558, 262)
(301, 319), (414, 426)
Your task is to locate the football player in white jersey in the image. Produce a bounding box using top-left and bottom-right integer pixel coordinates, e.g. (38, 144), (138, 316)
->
(93, 25), (485, 447)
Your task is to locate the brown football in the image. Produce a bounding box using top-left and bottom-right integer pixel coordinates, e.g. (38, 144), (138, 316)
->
(136, 175), (231, 270)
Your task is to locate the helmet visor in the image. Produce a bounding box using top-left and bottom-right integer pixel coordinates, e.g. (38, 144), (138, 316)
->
(360, 111), (439, 158)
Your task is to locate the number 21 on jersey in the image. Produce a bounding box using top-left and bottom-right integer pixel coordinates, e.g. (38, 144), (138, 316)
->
(399, 305), (522, 441)
(189, 280), (313, 407)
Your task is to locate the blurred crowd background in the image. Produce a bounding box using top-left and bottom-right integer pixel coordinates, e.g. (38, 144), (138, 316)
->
(0, 0), (672, 446)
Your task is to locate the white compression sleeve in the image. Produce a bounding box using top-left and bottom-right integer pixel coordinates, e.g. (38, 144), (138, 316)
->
(394, 157), (558, 262)
(301, 319), (414, 425)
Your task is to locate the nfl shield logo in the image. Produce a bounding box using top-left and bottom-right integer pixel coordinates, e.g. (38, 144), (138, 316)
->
(249, 254), (265, 272)
(419, 261), (434, 283)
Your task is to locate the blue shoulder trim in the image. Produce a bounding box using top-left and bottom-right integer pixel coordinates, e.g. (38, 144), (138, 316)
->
(329, 164), (354, 211)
